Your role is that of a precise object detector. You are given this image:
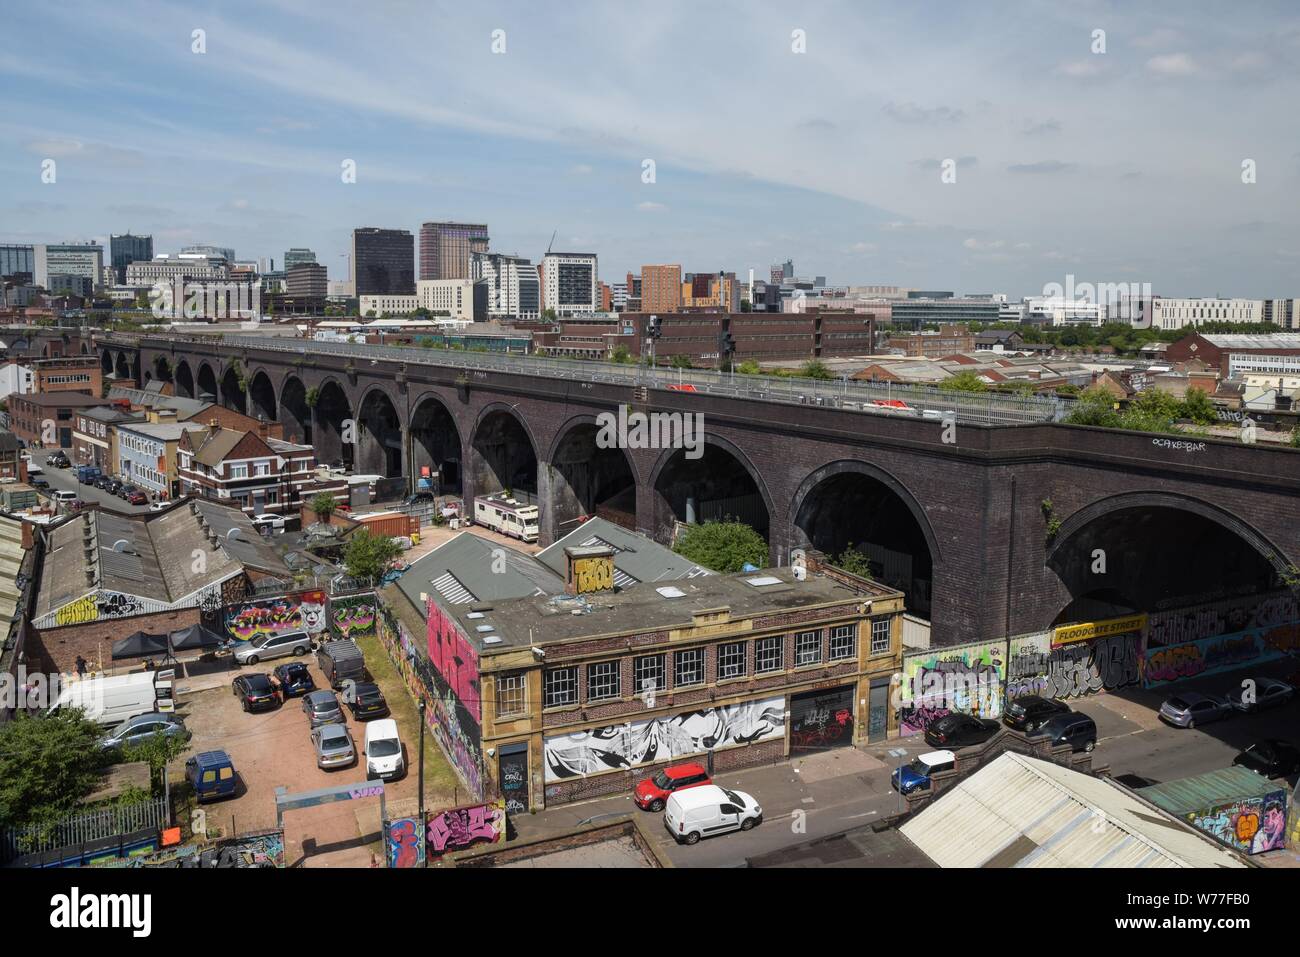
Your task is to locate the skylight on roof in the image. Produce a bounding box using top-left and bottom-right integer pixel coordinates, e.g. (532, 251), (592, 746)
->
(745, 576), (783, 587)
(474, 624), (495, 633)
(466, 612), (485, 619)
(656, 586), (686, 598)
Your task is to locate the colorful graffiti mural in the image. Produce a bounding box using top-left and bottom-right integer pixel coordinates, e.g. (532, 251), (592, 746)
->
(225, 590), (328, 640)
(542, 695), (786, 782)
(1287, 800), (1300, 851)
(1007, 630), (1142, 701)
(426, 598), (479, 706)
(1188, 792), (1288, 855)
(331, 594), (378, 639)
(1142, 629), (1287, 688)
(898, 640), (1005, 735)
(427, 799), (505, 854)
(386, 817), (425, 868)
(1148, 591), (1300, 647)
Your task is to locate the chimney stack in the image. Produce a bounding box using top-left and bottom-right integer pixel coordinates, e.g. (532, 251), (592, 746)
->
(563, 545), (615, 596)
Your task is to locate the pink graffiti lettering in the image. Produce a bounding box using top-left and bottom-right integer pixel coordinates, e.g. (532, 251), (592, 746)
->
(1143, 644), (1205, 684)
(427, 801), (504, 853)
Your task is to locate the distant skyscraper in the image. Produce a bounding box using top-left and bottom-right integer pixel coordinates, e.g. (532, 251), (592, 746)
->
(541, 252), (599, 315)
(34, 243), (104, 290)
(283, 247), (317, 271)
(641, 264), (682, 313)
(352, 228), (415, 296)
(419, 222), (489, 280)
(782, 259), (794, 280)
(110, 233), (152, 284)
(472, 252), (539, 320)
(0, 244), (35, 280)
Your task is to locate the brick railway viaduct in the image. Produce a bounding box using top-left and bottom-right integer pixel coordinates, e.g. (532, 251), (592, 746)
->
(98, 334), (1300, 647)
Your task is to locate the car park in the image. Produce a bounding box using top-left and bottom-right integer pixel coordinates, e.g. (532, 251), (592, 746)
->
(891, 750), (956, 795)
(1158, 692), (1234, 729)
(1226, 677), (1295, 714)
(311, 723), (357, 770)
(1039, 712), (1097, 753)
(186, 750), (237, 803)
(1002, 695), (1071, 733)
(232, 672), (281, 712)
(272, 661), (316, 699)
(99, 713), (189, 751)
(363, 718), (405, 780)
(664, 785), (762, 845)
(231, 629), (313, 665)
(1233, 740), (1300, 779)
(924, 713), (1001, 749)
(634, 761), (711, 811)
(303, 689), (345, 728)
(344, 682), (389, 720)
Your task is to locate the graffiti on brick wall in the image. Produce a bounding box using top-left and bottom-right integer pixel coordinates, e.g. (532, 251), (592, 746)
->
(1142, 628), (1287, 688)
(427, 799), (505, 854)
(216, 830), (285, 868)
(386, 817), (425, 868)
(330, 593), (377, 639)
(1148, 591), (1300, 647)
(1188, 792), (1288, 855)
(898, 640), (1005, 735)
(1287, 801), (1300, 851)
(1005, 631), (1141, 701)
(1006, 632), (1052, 700)
(543, 695), (786, 782)
(225, 590), (328, 640)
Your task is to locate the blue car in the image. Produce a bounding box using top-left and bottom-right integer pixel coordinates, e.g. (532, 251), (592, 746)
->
(891, 750), (956, 795)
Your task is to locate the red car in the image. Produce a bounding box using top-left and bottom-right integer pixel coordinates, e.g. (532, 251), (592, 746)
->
(634, 762), (711, 812)
(127, 491), (148, 505)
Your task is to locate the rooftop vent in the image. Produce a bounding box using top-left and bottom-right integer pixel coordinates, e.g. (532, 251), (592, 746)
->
(744, 575), (783, 587)
(482, 635), (502, 645)
(656, 586), (686, 599)
(111, 539), (131, 553)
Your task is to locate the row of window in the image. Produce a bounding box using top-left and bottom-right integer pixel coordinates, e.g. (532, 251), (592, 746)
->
(522, 621), (891, 713)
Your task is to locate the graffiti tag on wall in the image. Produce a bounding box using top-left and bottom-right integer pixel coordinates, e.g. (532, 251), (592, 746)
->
(898, 640), (1005, 735)
(427, 799), (505, 854)
(54, 594), (99, 627)
(1148, 591), (1300, 648)
(1189, 792), (1288, 855)
(386, 817), (425, 868)
(331, 593), (377, 639)
(1005, 631), (1140, 701)
(225, 590), (328, 640)
(1142, 628), (1286, 688)
(542, 695), (786, 782)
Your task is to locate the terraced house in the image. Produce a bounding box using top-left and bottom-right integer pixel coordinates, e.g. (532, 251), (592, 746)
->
(178, 423), (316, 516)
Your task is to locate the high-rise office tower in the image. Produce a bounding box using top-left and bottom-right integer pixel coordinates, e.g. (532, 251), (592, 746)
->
(640, 264), (682, 313)
(419, 221), (489, 281)
(352, 227), (415, 296)
(283, 247), (317, 271)
(110, 233), (153, 284)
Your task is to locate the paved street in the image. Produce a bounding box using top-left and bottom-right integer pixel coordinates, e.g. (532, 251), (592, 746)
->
(30, 447), (153, 514)
(509, 659), (1300, 867)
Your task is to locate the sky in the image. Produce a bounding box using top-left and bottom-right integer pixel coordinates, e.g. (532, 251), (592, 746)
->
(2, 0), (1299, 298)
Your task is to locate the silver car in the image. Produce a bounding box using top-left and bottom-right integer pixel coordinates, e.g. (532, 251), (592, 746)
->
(311, 722), (356, 770)
(1226, 677), (1295, 714)
(99, 713), (189, 751)
(231, 630), (313, 665)
(302, 689), (345, 729)
(1159, 692), (1233, 728)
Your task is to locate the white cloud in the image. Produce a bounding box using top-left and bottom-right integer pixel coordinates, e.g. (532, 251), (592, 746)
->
(1146, 53), (1197, 77)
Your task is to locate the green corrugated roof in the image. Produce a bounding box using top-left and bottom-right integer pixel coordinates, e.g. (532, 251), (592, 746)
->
(1139, 766), (1284, 815)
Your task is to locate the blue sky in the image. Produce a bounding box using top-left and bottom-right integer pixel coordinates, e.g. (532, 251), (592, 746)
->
(3, 0), (1299, 297)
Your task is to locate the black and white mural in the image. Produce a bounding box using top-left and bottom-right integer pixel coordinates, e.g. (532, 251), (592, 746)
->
(543, 695), (786, 783)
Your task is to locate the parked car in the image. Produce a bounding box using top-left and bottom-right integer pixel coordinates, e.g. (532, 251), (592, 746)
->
(31, 479), (48, 490)
(634, 761), (711, 812)
(272, 661), (316, 699)
(1003, 695), (1071, 733)
(1039, 712), (1098, 753)
(232, 672), (281, 712)
(664, 785), (762, 845)
(364, 718), (405, 781)
(126, 490), (148, 505)
(345, 682), (389, 720)
(106, 480), (124, 496)
(117, 484), (138, 500)
(251, 513), (286, 532)
(99, 713), (189, 751)
(303, 689), (345, 729)
(891, 750), (956, 795)
(51, 489), (78, 506)
(1226, 677), (1295, 714)
(404, 491), (435, 507)
(186, 750), (237, 803)
(231, 629), (313, 665)
(149, 501), (169, 512)
(311, 723), (357, 770)
(92, 475), (112, 490)
(46, 453), (69, 468)
(317, 639), (366, 689)
(1233, 740), (1300, 779)
(924, 713), (1001, 749)
(1158, 692), (1234, 729)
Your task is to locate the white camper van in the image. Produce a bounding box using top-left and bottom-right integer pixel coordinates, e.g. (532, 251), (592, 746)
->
(52, 670), (175, 725)
(473, 493), (540, 543)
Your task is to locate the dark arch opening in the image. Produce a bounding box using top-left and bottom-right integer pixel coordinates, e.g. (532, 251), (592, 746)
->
(793, 469), (934, 618)
(314, 381), (352, 469)
(1047, 505), (1279, 625)
(175, 360), (195, 399)
(247, 371), (277, 424)
(100, 350), (113, 376)
(153, 354), (173, 384)
(470, 409), (538, 499)
(220, 366), (247, 414)
(653, 443), (769, 542)
(549, 421), (637, 534)
(279, 376), (311, 445)
(115, 352), (130, 381)
(196, 363), (218, 400)
(356, 389), (403, 478)
(410, 395), (462, 495)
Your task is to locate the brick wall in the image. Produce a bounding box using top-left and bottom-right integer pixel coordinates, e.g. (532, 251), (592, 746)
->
(30, 608), (201, 675)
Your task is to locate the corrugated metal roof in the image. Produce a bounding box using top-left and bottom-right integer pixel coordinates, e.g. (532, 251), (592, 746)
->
(899, 752), (1248, 868)
(536, 517), (710, 584)
(1138, 766), (1283, 816)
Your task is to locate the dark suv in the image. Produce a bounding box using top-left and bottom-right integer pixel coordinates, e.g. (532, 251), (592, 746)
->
(924, 713), (1000, 748)
(1003, 695), (1071, 733)
(1040, 713), (1097, 753)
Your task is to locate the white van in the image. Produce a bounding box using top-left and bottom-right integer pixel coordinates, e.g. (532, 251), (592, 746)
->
(52, 670), (175, 725)
(364, 718), (405, 781)
(52, 490), (78, 504)
(664, 784), (762, 845)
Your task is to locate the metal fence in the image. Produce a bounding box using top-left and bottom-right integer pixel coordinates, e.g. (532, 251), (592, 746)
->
(101, 332), (1065, 427)
(2, 795), (168, 862)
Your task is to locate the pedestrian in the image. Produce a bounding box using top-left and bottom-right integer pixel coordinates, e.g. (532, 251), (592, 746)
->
(144, 657), (157, 672)
(75, 655), (88, 677)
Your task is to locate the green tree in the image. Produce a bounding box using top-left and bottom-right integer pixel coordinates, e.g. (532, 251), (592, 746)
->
(309, 492), (337, 521)
(344, 530), (403, 583)
(1180, 387), (1217, 425)
(799, 359), (834, 380)
(830, 545), (874, 579)
(1064, 387), (1123, 428)
(735, 360), (761, 375)
(939, 370), (989, 393)
(670, 354), (693, 369)
(0, 710), (107, 831)
(1121, 388), (1182, 433)
(673, 520), (768, 573)
(610, 345), (633, 364)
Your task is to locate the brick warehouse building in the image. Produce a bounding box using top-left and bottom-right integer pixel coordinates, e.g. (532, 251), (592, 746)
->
(379, 543), (904, 811)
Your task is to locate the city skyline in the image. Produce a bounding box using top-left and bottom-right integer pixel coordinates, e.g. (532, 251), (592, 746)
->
(2, 2), (1300, 297)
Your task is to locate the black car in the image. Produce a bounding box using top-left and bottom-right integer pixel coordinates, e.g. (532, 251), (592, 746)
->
(31, 479), (49, 490)
(272, 662), (316, 699)
(1233, 740), (1300, 779)
(404, 491), (436, 507)
(1003, 695), (1071, 733)
(232, 672), (280, 712)
(94, 475), (113, 490)
(346, 682), (390, 719)
(924, 713), (1001, 749)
